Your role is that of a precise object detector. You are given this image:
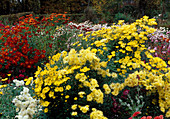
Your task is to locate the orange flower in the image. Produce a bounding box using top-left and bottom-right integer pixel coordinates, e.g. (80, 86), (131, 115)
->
(5, 25), (10, 29)
(62, 14), (66, 17)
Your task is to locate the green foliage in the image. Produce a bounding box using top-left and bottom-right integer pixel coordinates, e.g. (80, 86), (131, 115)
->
(0, 12), (33, 25)
(82, 6), (99, 23)
(113, 12), (134, 23)
(118, 86), (145, 117)
(0, 85), (17, 118)
(0, 83), (24, 118)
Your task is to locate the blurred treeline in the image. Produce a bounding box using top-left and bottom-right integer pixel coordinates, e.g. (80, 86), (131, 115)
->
(0, 0), (170, 25)
(0, 0), (169, 15)
(0, 0), (88, 15)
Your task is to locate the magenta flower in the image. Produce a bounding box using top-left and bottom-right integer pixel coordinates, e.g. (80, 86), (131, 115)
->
(19, 74), (24, 78)
(123, 89), (130, 96)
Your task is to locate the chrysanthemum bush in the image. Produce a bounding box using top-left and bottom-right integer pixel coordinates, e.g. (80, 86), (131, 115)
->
(30, 16), (170, 118)
(0, 24), (47, 82)
(0, 13), (70, 83)
(0, 78), (42, 119)
(17, 13), (70, 55)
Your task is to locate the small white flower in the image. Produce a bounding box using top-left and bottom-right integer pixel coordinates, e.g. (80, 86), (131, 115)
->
(15, 100), (22, 108)
(15, 115), (23, 119)
(18, 95), (24, 100)
(13, 79), (25, 87)
(23, 115), (29, 119)
(27, 108), (35, 115)
(12, 98), (18, 103)
(22, 101), (29, 108)
(20, 110), (28, 117)
(28, 97), (33, 101)
(23, 87), (29, 93)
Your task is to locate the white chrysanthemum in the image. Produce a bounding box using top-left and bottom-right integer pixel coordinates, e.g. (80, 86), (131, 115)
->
(13, 79), (25, 87)
(12, 85), (41, 119)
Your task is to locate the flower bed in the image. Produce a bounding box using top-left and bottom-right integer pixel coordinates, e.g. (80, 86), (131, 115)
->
(0, 14), (170, 119)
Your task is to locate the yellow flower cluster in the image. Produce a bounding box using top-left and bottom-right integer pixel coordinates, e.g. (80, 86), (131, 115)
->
(79, 105), (90, 113)
(88, 88), (104, 104)
(76, 16), (169, 117)
(24, 77), (33, 85)
(157, 71), (170, 117)
(71, 104), (91, 116)
(110, 83), (125, 96)
(33, 16), (170, 118)
(124, 72), (139, 87)
(90, 108), (108, 119)
(33, 47), (120, 117)
(76, 16), (158, 78)
(122, 69), (170, 117)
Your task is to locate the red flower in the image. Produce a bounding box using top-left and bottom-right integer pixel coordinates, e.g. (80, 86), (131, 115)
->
(42, 50), (46, 53)
(25, 76), (28, 79)
(19, 74), (24, 78)
(27, 65), (31, 68)
(37, 29), (41, 33)
(22, 36), (27, 40)
(0, 59), (5, 63)
(129, 111), (141, 119)
(35, 51), (40, 55)
(41, 54), (45, 58)
(0, 64), (2, 69)
(5, 65), (9, 69)
(154, 115), (163, 119)
(34, 55), (39, 60)
(46, 31), (49, 34)
(8, 70), (12, 74)
(146, 116), (152, 119)
(20, 63), (24, 66)
(11, 77), (14, 80)
(4, 52), (8, 56)
(12, 60), (17, 65)
(132, 111), (141, 117)
(13, 47), (17, 52)
(9, 50), (13, 54)
(49, 44), (52, 48)
(25, 61), (29, 65)
(28, 35), (32, 38)
(141, 116), (147, 119)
